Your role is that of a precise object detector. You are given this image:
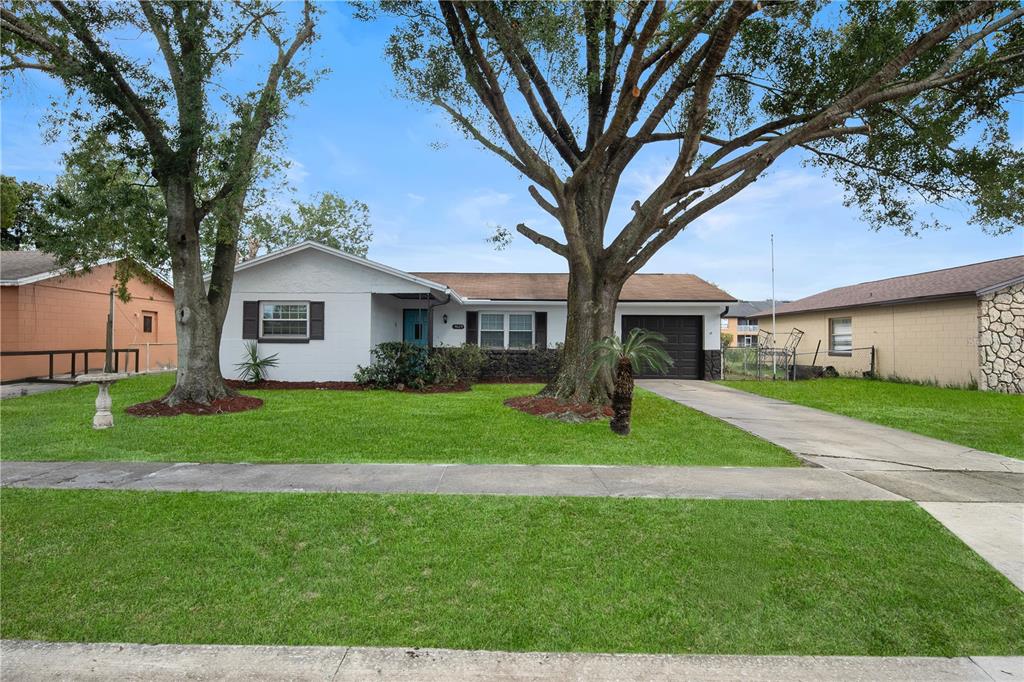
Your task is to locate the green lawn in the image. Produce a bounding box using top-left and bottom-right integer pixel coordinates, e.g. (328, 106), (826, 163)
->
(722, 378), (1024, 460)
(0, 373), (795, 467)
(2, 489), (1022, 655)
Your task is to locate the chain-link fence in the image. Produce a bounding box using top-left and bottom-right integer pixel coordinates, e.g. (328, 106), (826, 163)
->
(723, 345), (875, 381)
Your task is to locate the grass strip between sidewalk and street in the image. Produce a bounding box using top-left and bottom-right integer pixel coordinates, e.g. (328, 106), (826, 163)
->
(2, 489), (1022, 656)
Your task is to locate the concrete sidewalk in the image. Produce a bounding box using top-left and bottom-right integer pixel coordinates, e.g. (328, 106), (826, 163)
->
(0, 460), (902, 500)
(4, 640), (1021, 681)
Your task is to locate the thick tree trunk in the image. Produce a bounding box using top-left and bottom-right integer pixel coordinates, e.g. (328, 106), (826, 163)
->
(610, 357), (634, 435)
(542, 269), (624, 404)
(162, 180), (235, 406)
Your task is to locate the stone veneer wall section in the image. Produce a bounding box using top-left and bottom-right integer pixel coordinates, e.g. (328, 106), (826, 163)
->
(703, 350), (722, 380)
(978, 281), (1024, 393)
(479, 348), (561, 382)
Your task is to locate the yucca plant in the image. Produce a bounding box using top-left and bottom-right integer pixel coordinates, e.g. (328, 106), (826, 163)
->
(589, 328), (673, 435)
(235, 341), (280, 384)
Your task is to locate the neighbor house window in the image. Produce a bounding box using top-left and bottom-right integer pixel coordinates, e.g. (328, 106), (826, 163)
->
(261, 302), (309, 339)
(479, 312), (534, 349)
(720, 318), (729, 330)
(142, 315), (153, 333)
(829, 317), (852, 355)
(479, 313), (505, 348)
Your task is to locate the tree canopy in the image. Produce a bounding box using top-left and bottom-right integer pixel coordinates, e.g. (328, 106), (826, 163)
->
(1, 0), (322, 404)
(364, 1), (1022, 251)
(362, 0), (1023, 401)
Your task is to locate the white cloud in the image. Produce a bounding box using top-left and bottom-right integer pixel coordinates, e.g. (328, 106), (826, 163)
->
(284, 158), (310, 186)
(449, 189), (512, 227)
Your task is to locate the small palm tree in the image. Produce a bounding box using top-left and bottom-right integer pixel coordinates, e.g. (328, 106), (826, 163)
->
(589, 328), (673, 436)
(235, 341), (280, 383)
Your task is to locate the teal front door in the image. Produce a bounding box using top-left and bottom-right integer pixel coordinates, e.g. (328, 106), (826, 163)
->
(403, 309), (429, 347)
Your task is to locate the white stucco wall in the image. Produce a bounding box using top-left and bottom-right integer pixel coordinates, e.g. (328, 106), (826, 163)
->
(220, 248), (432, 382)
(219, 245), (728, 381)
(370, 294), (407, 347)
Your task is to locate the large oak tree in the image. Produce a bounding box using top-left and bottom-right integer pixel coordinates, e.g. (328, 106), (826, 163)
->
(1, 1), (320, 404)
(364, 0), (1023, 402)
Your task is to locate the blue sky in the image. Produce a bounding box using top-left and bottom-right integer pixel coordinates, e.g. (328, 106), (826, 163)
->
(1, 4), (1021, 301)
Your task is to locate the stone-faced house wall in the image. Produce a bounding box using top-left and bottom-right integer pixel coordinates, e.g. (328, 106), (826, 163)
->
(978, 281), (1024, 393)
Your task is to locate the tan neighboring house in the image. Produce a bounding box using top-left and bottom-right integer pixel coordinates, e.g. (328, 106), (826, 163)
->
(758, 256), (1024, 392)
(0, 251), (177, 382)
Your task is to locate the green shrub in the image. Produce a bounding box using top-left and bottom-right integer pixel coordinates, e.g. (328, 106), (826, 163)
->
(355, 342), (429, 388)
(428, 344), (487, 385)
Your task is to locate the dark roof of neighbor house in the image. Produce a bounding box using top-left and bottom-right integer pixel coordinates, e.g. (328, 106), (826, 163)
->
(0, 250), (59, 281)
(0, 249), (174, 289)
(412, 272), (735, 302)
(759, 255), (1024, 317)
(725, 300), (780, 318)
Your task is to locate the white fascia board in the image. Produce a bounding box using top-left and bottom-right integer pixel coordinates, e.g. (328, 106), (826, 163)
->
(456, 299), (731, 307)
(217, 241), (461, 302)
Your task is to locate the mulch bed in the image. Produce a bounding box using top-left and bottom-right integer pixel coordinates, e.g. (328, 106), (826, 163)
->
(126, 394), (264, 417)
(223, 379), (471, 393)
(504, 395), (612, 423)
(477, 377), (552, 384)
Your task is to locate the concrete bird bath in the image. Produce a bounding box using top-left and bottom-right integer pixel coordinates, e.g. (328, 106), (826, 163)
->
(77, 372), (128, 429)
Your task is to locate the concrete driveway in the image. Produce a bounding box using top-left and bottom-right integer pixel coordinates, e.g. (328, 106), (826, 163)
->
(637, 380), (1024, 474)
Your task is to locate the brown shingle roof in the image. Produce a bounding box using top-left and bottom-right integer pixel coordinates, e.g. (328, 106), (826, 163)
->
(760, 256), (1024, 317)
(0, 250), (58, 281)
(412, 272), (734, 302)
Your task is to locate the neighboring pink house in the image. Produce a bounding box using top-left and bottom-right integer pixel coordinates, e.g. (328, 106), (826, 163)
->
(0, 251), (176, 382)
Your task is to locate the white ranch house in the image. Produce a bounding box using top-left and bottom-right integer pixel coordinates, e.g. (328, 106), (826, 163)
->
(219, 242), (735, 382)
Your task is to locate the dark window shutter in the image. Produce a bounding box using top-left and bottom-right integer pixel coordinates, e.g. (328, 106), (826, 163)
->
(242, 301), (259, 339)
(309, 301), (325, 340)
(465, 311), (478, 345)
(534, 312), (547, 348)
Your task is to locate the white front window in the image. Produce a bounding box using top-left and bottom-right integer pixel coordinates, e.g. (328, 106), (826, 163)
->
(508, 313), (534, 348)
(479, 312), (534, 349)
(261, 302), (309, 339)
(479, 312), (505, 348)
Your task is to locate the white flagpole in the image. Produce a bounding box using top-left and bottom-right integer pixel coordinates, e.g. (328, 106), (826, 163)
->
(771, 233), (776, 380)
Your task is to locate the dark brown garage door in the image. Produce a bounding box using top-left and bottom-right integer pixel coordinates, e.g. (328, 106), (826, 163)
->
(621, 315), (703, 379)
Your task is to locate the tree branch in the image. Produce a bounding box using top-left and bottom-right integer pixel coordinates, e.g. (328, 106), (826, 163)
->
(473, 2), (582, 167)
(199, 0), (316, 221)
(0, 57), (55, 72)
(528, 184), (559, 218)
(48, 1), (172, 160)
(434, 99), (530, 177)
(438, 1), (559, 191)
(516, 222), (568, 257)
